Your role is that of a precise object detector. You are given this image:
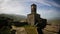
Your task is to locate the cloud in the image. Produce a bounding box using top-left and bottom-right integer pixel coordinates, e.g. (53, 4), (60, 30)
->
(0, 0), (28, 15)
(45, 0), (60, 7)
(37, 9), (60, 19)
(0, 0), (60, 19)
(29, 0), (52, 6)
(28, 0), (60, 7)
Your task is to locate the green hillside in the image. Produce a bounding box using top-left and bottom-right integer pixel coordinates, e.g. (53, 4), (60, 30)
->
(0, 14), (26, 21)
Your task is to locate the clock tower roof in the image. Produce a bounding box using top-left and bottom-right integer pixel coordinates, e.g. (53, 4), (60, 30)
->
(31, 4), (36, 6)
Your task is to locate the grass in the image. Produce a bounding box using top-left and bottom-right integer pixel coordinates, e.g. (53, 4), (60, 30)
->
(23, 25), (38, 34)
(12, 25), (38, 34)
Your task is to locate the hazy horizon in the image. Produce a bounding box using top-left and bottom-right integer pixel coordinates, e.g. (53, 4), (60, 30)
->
(0, 0), (60, 19)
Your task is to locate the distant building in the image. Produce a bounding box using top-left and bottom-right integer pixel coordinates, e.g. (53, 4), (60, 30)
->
(20, 4), (47, 27)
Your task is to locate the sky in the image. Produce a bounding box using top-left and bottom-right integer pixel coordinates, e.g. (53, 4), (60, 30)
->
(0, 0), (60, 19)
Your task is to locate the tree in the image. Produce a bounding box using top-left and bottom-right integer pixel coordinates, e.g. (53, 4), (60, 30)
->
(0, 16), (13, 34)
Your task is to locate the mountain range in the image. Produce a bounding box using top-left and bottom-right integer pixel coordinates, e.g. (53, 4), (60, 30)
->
(0, 14), (26, 21)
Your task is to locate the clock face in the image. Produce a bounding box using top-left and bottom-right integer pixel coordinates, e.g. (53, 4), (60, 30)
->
(32, 6), (36, 8)
(32, 6), (34, 8)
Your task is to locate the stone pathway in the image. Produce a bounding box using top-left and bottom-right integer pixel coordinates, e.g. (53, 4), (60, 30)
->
(12, 26), (27, 34)
(16, 27), (27, 34)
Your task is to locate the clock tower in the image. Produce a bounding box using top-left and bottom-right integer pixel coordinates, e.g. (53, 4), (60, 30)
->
(31, 4), (36, 14)
(27, 4), (41, 26)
